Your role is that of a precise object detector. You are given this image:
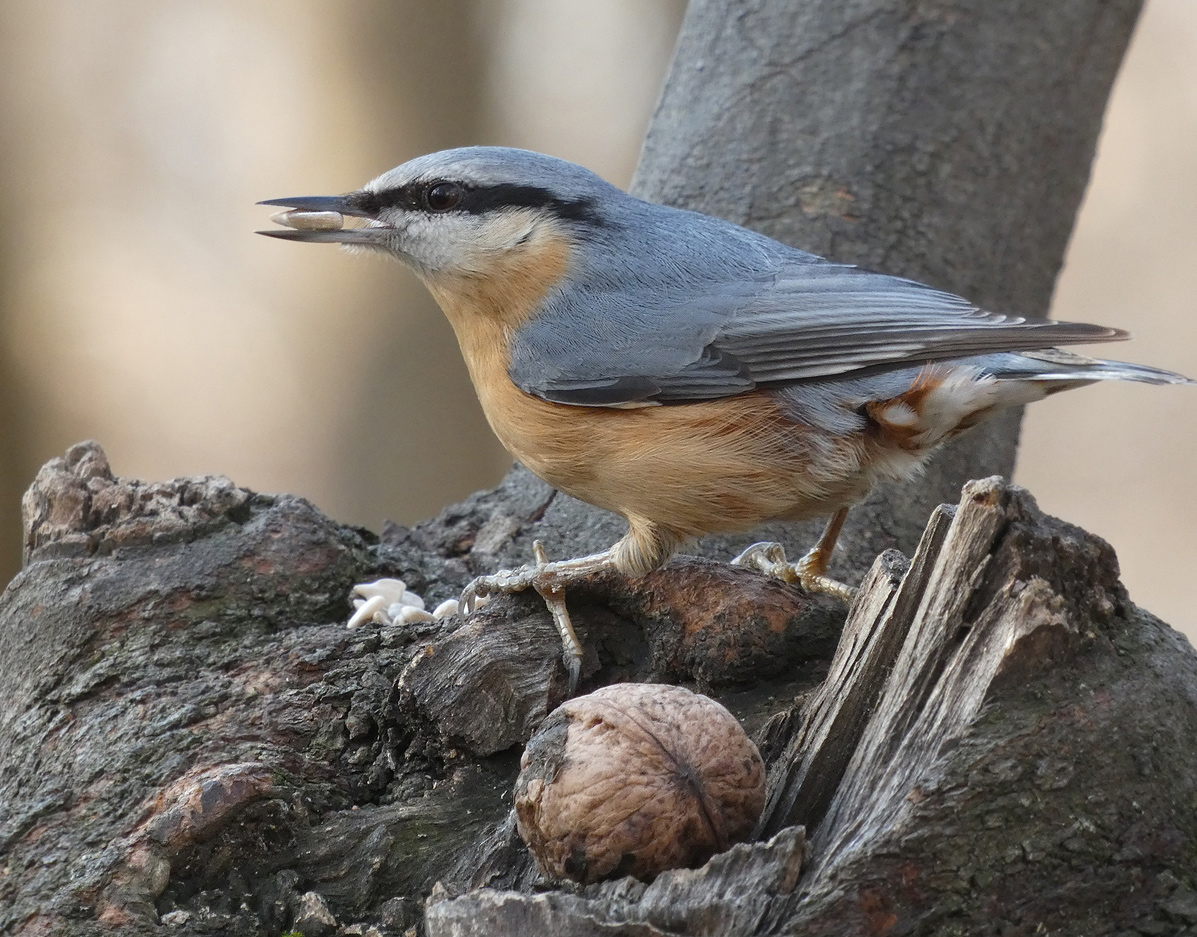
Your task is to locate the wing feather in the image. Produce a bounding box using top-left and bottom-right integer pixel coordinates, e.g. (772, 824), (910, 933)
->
(507, 215), (1126, 406)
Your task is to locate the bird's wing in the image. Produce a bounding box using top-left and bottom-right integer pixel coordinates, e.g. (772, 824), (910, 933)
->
(508, 254), (1125, 407)
(710, 263), (1124, 383)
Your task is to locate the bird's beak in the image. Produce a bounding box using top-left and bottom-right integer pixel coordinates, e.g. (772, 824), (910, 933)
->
(256, 194), (389, 244)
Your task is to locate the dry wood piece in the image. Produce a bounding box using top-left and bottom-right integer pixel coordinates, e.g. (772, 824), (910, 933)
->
(20, 439), (252, 562)
(426, 826), (807, 937)
(756, 504), (952, 836)
(514, 684), (765, 884)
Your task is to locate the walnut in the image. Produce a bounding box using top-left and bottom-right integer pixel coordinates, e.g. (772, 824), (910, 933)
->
(514, 683), (765, 883)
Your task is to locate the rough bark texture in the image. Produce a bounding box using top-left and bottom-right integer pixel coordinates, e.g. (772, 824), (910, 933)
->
(8, 445), (1195, 937)
(0, 443), (838, 936)
(427, 478), (1197, 936)
(4, 2), (1187, 937)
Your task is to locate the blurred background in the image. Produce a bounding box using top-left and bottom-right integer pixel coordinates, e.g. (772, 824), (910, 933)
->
(0, 1), (1192, 638)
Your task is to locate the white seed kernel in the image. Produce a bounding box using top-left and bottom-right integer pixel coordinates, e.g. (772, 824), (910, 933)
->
(271, 209), (344, 231)
(353, 578), (407, 605)
(347, 594), (386, 629)
(432, 599), (459, 620)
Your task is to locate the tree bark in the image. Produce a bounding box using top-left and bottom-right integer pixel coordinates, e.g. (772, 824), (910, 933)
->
(5, 3), (1188, 937)
(8, 444), (1195, 937)
(1, 442), (842, 936)
(426, 478), (1197, 936)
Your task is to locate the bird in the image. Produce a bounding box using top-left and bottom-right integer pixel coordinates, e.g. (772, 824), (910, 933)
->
(260, 146), (1192, 691)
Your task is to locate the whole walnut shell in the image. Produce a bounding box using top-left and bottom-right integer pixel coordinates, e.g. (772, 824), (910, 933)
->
(514, 682), (765, 883)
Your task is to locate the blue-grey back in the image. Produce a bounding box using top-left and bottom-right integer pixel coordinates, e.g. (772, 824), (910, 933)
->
(508, 193), (1124, 406)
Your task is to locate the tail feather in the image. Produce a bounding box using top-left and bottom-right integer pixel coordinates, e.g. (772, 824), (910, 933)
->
(979, 349), (1195, 387)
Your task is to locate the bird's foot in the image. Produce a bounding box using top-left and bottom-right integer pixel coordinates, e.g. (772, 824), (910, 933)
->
(731, 541), (857, 603)
(461, 541), (614, 694)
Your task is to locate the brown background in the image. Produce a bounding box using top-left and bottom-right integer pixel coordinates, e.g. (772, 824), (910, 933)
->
(0, 0), (1192, 637)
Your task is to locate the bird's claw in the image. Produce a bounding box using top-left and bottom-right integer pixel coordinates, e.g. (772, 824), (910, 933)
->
(459, 553), (551, 614)
(459, 572), (512, 616)
(732, 540), (857, 602)
(731, 541), (800, 584)
(794, 550), (858, 603)
(460, 540), (585, 694)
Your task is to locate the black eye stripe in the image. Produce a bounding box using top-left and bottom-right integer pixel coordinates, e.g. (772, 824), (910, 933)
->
(345, 189), (403, 216)
(360, 182), (603, 226)
(457, 184), (597, 222)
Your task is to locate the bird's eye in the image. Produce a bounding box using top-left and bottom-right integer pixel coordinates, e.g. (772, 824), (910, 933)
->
(425, 182), (463, 212)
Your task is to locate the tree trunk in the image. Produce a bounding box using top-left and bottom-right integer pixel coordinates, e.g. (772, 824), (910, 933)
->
(5, 3), (1192, 937)
(507, 0), (1142, 586)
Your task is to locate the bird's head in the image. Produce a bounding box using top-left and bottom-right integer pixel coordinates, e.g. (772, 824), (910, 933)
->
(259, 146), (619, 279)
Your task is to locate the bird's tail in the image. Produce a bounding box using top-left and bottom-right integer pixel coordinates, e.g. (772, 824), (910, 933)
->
(977, 349), (1194, 391)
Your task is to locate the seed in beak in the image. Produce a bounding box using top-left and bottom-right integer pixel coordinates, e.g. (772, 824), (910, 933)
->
(270, 209), (345, 231)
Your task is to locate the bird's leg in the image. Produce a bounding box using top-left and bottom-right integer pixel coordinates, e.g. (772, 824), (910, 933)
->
(461, 540), (618, 694)
(731, 507), (856, 602)
(794, 507), (855, 601)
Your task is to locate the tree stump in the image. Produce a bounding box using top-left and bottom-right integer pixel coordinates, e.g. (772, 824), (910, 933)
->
(2, 443), (1195, 936)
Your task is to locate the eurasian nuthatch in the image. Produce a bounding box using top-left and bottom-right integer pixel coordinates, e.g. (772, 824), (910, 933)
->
(261, 146), (1192, 690)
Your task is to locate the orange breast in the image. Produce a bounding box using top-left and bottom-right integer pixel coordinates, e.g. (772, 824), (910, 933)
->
(420, 229), (975, 540)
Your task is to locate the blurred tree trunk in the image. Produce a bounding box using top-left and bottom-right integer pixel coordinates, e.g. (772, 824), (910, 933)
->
(509, 0), (1146, 585)
(0, 3), (34, 581)
(0, 315), (24, 579)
